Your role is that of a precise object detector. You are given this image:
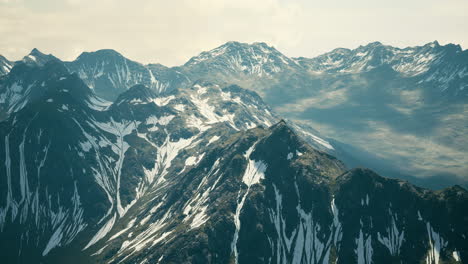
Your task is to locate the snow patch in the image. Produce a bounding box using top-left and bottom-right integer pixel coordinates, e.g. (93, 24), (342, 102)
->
(173, 104), (185, 112)
(86, 95), (112, 111)
(425, 222), (448, 264)
(152, 95), (175, 107)
(79, 141), (92, 152)
(231, 141), (267, 263)
(207, 135), (220, 145)
(377, 209), (404, 256)
(185, 153), (205, 167)
(242, 144), (267, 187)
(146, 115), (175, 126)
(83, 214), (117, 250)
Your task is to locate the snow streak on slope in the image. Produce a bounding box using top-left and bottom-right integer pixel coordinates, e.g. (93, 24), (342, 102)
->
(355, 226), (373, 264)
(75, 118), (140, 249)
(425, 223), (448, 264)
(112, 208), (173, 262)
(93, 119), (140, 217)
(0, 118), (88, 256)
(296, 128), (334, 150)
(0, 135), (17, 230)
(182, 158), (221, 229)
(331, 197), (343, 248)
(377, 209), (404, 256)
(268, 184), (333, 264)
(189, 85), (237, 130)
(0, 82), (35, 114)
(231, 141), (267, 263)
(42, 182), (87, 256)
(152, 135), (196, 184)
(86, 95), (112, 111)
(84, 214), (117, 250)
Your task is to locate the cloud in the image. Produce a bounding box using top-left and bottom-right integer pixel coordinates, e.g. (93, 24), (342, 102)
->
(0, 0), (467, 66)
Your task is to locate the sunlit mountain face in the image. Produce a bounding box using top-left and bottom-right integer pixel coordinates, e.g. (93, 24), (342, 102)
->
(0, 42), (467, 264)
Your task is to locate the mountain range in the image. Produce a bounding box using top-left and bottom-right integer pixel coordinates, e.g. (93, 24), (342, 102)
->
(0, 41), (467, 263)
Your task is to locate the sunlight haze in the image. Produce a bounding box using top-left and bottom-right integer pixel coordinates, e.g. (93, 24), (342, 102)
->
(1, 0), (467, 66)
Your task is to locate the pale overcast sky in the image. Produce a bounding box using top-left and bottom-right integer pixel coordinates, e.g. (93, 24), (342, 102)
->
(1, 0), (467, 66)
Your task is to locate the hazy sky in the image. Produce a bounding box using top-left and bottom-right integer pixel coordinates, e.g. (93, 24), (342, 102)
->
(1, 0), (467, 66)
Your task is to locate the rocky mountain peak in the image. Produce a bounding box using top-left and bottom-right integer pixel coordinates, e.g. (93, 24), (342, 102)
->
(363, 41), (384, 48)
(41, 59), (70, 76)
(183, 40), (298, 76)
(75, 49), (125, 61)
(114, 84), (156, 104)
(268, 119), (292, 134)
(427, 40), (440, 48)
(30, 48), (42, 55)
(22, 48), (59, 66)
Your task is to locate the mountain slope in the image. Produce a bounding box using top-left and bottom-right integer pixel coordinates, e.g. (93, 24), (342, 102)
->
(294, 41), (468, 98)
(21, 48), (60, 67)
(0, 68), (109, 262)
(0, 59), (466, 264)
(178, 41), (468, 185)
(296, 41), (443, 75)
(183, 41), (301, 77)
(0, 63), (279, 262)
(5, 41), (468, 186)
(90, 122), (468, 264)
(64, 50), (188, 101)
(0, 55), (13, 76)
(0, 60), (73, 119)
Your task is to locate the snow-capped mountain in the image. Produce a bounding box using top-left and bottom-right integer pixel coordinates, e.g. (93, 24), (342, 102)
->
(5, 41), (468, 101)
(295, 41), (468, 96)
(58, 41), (307, 101)
(21, 48), (60, 67)
(180, 40), (468, 99)
(295, 41), (443, 75)
(182, 41), (302, 78)
(0, 61), (280, 262)
(175, 41), (468, 184)
(0, 60), (74, 118)
(3, 42), (468, 186)
(64, 49), (188, 101)
(0, 57), (466, 264)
